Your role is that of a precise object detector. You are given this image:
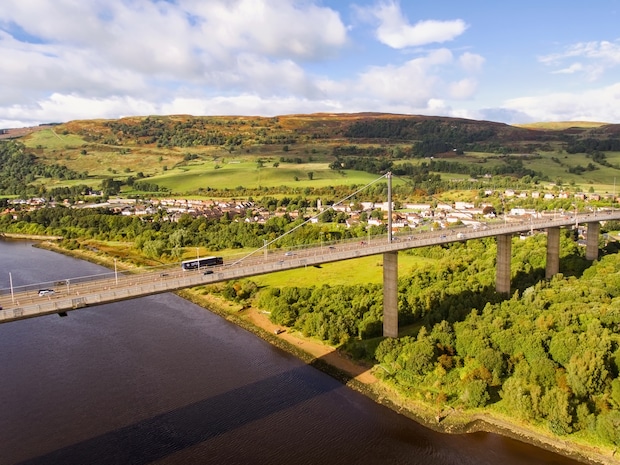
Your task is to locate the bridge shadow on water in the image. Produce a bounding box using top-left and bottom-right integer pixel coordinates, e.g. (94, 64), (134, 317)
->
(15, 364), (341, 465)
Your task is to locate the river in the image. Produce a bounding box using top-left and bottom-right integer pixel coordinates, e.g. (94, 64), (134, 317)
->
(0, 239), (585, 465)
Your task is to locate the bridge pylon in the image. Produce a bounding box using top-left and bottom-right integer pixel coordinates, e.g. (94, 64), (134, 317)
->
(496, 234), (512, 294)
(585, 222), (600, 261)
(383, 251), (399, 338)
(546, 227), (560, 279)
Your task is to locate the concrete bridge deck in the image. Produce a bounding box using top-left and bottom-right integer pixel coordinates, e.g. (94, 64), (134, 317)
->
(1, 210), (618, 324)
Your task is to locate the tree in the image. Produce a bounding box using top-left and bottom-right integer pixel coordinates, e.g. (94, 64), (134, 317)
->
(460, 379), (490, 408)
(566, 350), (608, 398)
(540, 387), (573, 435)
(596, 411), (620, 445)
(142, 239), (165, 259)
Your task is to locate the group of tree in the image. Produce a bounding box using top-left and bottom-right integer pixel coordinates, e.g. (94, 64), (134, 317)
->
(0, 204), (378, 259)
(565, 137), (620, 154)
(251, 232), (620, 446)
(0, 141), (86, 196)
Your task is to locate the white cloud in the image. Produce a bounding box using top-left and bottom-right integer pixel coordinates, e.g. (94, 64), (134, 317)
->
(552, 63), (585, 75)
(539, 40), (620, 81)
(0, 0), (348, 111)
(188, 0), (348, 60)
(540, 40), (620, 64)
(449, 78), (478, 100)
(459, 52), (485, 73)
(344, 47), (485, 109)
(358, 0), (467, 48)
(502, 83), (620, 123)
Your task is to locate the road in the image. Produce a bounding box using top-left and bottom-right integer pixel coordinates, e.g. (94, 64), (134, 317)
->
(1, 210), (617, 323)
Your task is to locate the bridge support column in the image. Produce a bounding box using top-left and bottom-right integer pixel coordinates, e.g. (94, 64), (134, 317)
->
(545, 227), (560, 279)
(496, 234), (512, 294)
(586, 222), (600, 261)
(383, 251), (398, 338)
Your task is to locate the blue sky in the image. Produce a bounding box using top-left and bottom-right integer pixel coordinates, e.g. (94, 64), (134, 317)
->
(1, 0), (620, 128)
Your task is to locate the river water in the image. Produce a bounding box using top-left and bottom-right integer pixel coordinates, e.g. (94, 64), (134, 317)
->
(0, 239), (584, 465)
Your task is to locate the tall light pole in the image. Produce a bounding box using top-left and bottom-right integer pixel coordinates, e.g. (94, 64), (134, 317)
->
(114, 259), (118, 285)
(573, 203), (578, 228)
(9, 272), (14, 304)
(575, 204), (579, 230)
(387, 171), (392, 243)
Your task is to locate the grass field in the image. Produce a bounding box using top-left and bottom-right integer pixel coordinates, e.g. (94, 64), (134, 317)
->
(243, 252), (432, 288)
(148, 160), (383, 191)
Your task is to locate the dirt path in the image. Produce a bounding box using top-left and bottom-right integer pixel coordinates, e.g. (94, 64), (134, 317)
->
(243, 307), (378, 385)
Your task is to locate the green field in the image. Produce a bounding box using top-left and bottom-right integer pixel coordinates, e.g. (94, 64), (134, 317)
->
(148, 160), (382, 192)
(248, 252), (430, 288)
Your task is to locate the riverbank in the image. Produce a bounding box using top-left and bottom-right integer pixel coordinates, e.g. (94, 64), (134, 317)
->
(178, 289), (617, 465)
(33, 240), (619, 465)
(1, 232), (63, 241)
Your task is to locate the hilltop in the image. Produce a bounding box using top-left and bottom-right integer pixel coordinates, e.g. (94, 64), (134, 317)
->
(31, 112), (620, 147)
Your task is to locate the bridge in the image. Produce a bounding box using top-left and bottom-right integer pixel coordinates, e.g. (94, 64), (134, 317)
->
(2, 209), (618, 336)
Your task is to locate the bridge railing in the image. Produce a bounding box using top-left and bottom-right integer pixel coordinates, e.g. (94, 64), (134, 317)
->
(1, 210), (618, 317)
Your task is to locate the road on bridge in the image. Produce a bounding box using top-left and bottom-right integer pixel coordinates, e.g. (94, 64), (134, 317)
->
(1, 210), (618, 323)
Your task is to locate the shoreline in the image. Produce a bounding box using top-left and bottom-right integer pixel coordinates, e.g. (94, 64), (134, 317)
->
(177, 290), (616, 465)
(1, 232), (64, 241)
(32, 240), (619, 465)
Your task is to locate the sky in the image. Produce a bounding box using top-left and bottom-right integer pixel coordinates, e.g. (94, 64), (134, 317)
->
(2, 0), (620, 128)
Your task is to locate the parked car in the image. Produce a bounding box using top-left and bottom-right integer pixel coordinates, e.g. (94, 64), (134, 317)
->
(38, 289), (55, 297)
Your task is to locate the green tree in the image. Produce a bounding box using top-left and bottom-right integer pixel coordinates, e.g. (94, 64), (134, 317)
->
(460, 379), (490, 408)
(596, 411), (620, 445)
(566, 350), (608, 398)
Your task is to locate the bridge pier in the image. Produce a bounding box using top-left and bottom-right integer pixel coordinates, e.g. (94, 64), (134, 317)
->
(585, 221), (600, 260)
(383, 251), (399, 338)
(496, 234), (512, 294)
(545, 227), (560, 279)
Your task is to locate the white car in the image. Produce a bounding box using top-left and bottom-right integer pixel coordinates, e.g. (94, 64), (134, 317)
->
(38, 289), (55, 297)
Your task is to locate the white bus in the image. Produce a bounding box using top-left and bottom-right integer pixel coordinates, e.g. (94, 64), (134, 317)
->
(181, 256), (223, 271)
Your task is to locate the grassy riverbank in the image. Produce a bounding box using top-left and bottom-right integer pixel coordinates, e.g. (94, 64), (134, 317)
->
(33, 239), (620, 465)
(1, 232), (64, 241)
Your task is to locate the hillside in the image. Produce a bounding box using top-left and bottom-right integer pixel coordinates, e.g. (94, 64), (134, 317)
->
(2, 113), (620, 198)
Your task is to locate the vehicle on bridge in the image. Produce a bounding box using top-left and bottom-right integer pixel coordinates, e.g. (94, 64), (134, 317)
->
(181, 256), (223, 271)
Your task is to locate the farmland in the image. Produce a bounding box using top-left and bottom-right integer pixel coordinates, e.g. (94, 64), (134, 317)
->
(6, 112), (619, 198)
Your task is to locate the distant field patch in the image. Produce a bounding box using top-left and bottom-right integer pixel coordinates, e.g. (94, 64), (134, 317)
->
(516, 121), (608, 130)
(148, 161), (382, 191)
(24, 129), (86, 149)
